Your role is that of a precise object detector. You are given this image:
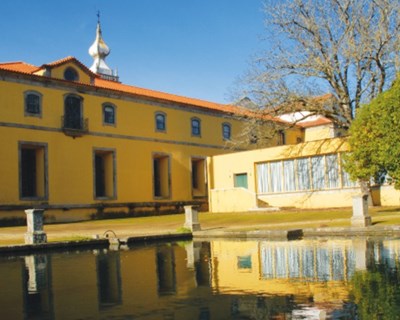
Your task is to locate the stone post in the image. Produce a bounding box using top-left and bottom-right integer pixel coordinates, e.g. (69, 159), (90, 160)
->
(25, 209), (47, 244)
(184, 205), (201, 231)
(351, 194), (372, 227)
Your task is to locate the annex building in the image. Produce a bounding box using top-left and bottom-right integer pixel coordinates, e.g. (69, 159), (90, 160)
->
(207, 113), (400, 212)
(0, 21), (308, 223)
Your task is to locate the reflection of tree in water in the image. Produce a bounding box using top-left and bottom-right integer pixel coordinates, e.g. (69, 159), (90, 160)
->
(351, 260), (400, 319)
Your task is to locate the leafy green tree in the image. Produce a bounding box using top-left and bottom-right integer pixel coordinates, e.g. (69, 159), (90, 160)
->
(344, 77), (400, 190)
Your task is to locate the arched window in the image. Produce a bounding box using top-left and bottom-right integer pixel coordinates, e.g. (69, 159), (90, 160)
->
(222, 123), (231, 140)
(103, 103), (116, 125)
(64, 67), (79, 81)
(155, 112), (166, 131)
(191, 117), (201, 136)
(64, 94), (83, 129)
(24, 91), (42, 116)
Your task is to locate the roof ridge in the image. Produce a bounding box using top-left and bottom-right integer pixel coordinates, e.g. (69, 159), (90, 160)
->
(94, 77), (234, 110)
(0, 61), (37, 67)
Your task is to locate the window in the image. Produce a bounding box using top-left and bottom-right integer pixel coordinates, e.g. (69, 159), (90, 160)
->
(103, 104), (116, 125)
(64, 67), (79, 81)
(283, 160), (296, 191)
(256, 153), (354, 194)
(270, 162), (283, 192)
(234, 173), (248, 189)
(63, 94), (84, 130)
(326, 154), (339, 189)
(24, 91), (42, 116)
(278, 131), (286, 145)
(311, 156), (325, 190)
(191, 158), (207, 197)
(191, 118), (201, 136)
(155, 112), (166, 132)
(94, 149), (116, 199)
(297, 158), (311, 190)
(222, 123), (231, 140)
(153, 154), (170, 198)
(19, 142), (48, 200)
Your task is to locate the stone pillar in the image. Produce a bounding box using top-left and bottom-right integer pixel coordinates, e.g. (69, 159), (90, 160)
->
(25, 209), (47, 244)
(351, 194), (372, 227)
(184, 205), (201, 231)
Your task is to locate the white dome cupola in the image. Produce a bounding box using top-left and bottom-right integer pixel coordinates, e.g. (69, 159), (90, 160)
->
(89, 13), (119, 82)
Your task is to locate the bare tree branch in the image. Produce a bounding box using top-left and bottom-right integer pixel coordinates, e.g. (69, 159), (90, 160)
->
(235, 0), (400, 137)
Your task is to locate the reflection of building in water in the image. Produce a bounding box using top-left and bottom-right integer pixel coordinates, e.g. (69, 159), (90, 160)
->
(23, 254), (54, 319)
(156, 244), (177, 296)
(195, 242), (212, 287)
(260, 240), (356, 281)
(209, 239), (400, 319)
(3, 239), (400, 320)
(96, 250), (122, 309)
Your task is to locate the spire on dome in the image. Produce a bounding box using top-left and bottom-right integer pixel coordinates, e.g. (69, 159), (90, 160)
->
(89, 12), (119, 82)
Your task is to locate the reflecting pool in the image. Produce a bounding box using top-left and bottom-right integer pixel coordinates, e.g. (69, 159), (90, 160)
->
(2, 237), (400, 319)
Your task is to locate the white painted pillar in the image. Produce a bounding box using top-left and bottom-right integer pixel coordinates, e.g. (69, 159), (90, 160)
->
(351, 194), (372, 227)
(184, 205), (201, 231)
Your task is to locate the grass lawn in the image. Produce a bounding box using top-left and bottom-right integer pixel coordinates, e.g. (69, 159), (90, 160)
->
(0, 207), (400, 246)
(73, 206), (400, 231)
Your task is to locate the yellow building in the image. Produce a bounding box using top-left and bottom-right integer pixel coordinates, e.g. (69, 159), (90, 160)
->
(208, 118), (400, 211)
(0, 21), (309, 223)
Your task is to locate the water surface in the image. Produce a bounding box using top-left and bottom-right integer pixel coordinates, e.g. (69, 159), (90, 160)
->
(2, 237), (400, 319)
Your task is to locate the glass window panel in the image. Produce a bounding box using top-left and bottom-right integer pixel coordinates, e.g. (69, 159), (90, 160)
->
(283, 160), (296, 192)
(257, 163), (269, 193)
(191, 118), (201, 136)
(26, 93), (40, 114)
(104, 105), (115, 124)
(311, 156), (325, 190)
(234, 173), (248, 189)
(296, 158), (311, 191)
(326, 154), (339, 189)
(342, 168), (357, 187)
(222, 123), (231, 140)
(156, 113), (166, 131)
(270, 161), (283, 192)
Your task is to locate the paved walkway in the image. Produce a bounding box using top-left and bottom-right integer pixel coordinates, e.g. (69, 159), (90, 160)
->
(1, 212), (400, 249)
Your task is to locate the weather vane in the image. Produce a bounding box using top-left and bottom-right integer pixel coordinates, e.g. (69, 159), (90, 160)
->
(97, 10), (100, 24)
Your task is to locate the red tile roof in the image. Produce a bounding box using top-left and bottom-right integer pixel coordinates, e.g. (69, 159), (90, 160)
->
(297, 116), (332, 128)
(36, 56), (96, 77)
(0, 56), (243, 115)
(94, 77), (242, 114)
(0, 56), (323, 124)
(0, 61), (38, 73)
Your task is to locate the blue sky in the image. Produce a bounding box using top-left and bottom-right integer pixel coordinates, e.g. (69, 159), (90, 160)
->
(0, 0), (267, 104)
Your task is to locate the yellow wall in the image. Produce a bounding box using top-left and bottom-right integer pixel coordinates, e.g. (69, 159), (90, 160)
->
(0, 65), (247, 221)
(1, 61), (334, 221)
(208, 138), (359, 211)
(304, 125), (333, 141)
(208, 136), (400, 211)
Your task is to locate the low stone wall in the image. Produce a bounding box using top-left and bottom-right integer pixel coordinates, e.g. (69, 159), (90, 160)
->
(0, 200), (208, 225)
